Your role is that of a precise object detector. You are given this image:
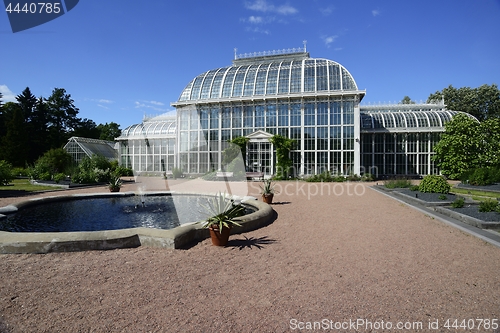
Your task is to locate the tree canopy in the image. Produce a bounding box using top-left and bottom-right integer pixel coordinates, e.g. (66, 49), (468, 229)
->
(0, 86), (122, 167)
(427, 84), (500, 121)
(433, 113), (500, 179)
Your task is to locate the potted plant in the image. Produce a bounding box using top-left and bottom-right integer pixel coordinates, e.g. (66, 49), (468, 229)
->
(108, 172), (123, 192)
(201, 192), (244, 246)
(260, 178), (277, 204)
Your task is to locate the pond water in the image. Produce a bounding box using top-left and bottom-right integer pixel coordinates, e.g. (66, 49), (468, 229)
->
(0, 195), (253, 233)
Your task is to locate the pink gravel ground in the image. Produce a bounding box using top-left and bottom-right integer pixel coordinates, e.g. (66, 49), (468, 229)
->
(0, 179), (499, 333)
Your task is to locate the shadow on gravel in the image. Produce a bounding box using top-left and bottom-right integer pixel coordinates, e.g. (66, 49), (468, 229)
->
(0, 189), (39, 199)
(270, 201), (291, 205)
(227, 235), (277, 250)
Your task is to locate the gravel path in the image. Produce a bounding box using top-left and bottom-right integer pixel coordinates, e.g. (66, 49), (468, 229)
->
(1, 180), (499, 332)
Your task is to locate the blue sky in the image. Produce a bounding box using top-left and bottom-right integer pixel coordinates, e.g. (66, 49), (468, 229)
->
(1, 0), (499, 130)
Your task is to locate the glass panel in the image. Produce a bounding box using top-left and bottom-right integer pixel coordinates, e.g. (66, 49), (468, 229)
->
(254, 64), (269, 95)
(329, 64), (340, 90)
(278, 62), (290, 94)
(278, 103), (289, 126)
(317, 102), (328, 125)
(290, 62), (302, 93)
(304, 102), (315, 126)
(200, 70), (216, 99)
(266, 103), (277, 128)
(266, 64), (279, 94)
(232, 66), (248, 97)
(221, 67), (237, 98)
(316, 60), (328, 91)
(304, 60), (315, 92)
(232, 106), (242, 128)
(243, 66), (257, 96)
(290, 103), (301, 126)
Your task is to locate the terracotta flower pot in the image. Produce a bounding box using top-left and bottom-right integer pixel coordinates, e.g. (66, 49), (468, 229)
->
(208, 225), (232, 246)
(109, 187), (121, 192)
(262, 193), (274, 204)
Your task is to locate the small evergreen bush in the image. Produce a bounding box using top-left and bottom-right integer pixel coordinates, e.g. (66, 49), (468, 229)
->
(53, 173), (66, 183)
(478, 199), (499, 213)
(384, 178), (412, 189)
(438, 194), (447, 200)
(171, 167), (184, 179)
(361, 173), (375, 182)
(451, 197), (465, 208)
(0, 160), (14, 185)
(418, 175), (450, 194)
(409, 185), (420, 191)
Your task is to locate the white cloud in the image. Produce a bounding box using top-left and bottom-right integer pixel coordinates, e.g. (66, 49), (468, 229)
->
(322, 35), (338, 48)
(246, 26), (270, 34)
(245, 0), (298, 15)
(0, 85), (16, 102)
(248, 15), (263, 24)
(320, 5), (334, 16)
(97, 104), (110, 110)
(135, 100), (168, 112)
(372, 9), (380, 16)
(99, 99), (114, 104)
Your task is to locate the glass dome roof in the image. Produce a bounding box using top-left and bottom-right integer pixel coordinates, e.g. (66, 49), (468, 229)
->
(360, 110), (477, 130)
(120, 117), (176, 138)
(177, 57), (359, 102)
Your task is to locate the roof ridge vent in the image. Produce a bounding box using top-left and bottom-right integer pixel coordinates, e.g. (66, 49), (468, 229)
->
(233, 44), (309, 65)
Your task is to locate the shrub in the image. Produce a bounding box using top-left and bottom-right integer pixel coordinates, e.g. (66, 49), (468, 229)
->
(114, 165), (134, 177)
(0, 160), (14, 185)
(361, 173), (375, 182)
(418, 175), (450, 194)
(478, 199), (499, 213)
(171, 167), (184, 179)
(460, 167), (500, 186)
(451, 197), (465, 208)
(306, 171), (333, 182)
(347, 174), (361, 181)
(409, 185), (420, 191)
(11, 167), (29, 177)
(36, 148), (74, 175)
(438, 194), (447, 200)
(384, 178), (412, 189)
(53, 173), (66, 183)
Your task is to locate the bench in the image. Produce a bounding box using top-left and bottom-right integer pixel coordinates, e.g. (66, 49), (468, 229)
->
(246, 172), (264, 181)
(216, 172), (234, 180)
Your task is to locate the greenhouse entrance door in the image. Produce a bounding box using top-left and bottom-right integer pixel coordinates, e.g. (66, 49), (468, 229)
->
(246, 130), (274, 176)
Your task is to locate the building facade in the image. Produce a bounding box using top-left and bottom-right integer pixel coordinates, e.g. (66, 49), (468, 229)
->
(116, 49), (473, 178)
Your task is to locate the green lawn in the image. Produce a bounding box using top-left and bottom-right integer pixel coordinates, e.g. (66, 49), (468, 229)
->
(0, 179), (63, 192)
(450, 187), (500, 201)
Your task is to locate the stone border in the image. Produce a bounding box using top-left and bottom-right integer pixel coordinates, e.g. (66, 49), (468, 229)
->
(374, 185), (453, 206)
(433, 206), (500, 230)
(0, 192), (275, 254)
(374, 186), (499, 230)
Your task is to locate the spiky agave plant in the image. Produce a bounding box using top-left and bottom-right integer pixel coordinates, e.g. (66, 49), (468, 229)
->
(201, 192), (244, 230)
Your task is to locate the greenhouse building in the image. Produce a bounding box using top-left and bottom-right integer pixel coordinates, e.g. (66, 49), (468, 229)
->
(116, 48), (473, 178)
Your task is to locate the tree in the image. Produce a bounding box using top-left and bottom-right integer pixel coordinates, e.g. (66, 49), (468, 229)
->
(16, 87), (36, 122)
(72, 118), (100, 139)
(46, 88), (80, 148)
(427, 84), (500, 121)
(97, 122), (122, 141)
(400, 96), (415, 104)
(28, 96), (50, 161)
(0, 102), (29, 166)
(433, 114), (500, 179)
(269, 134), (295, 179)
